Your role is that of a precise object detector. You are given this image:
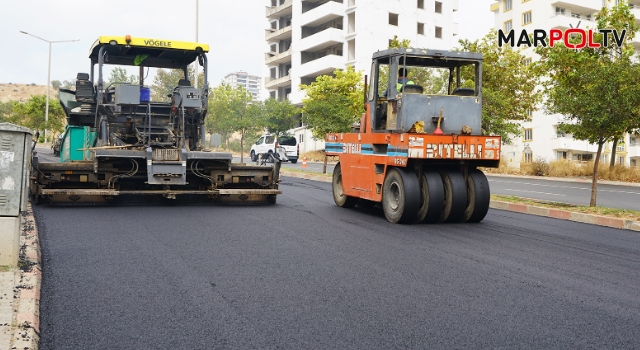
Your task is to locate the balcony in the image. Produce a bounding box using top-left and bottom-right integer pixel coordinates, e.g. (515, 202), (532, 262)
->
(551, 137), (600, 153)
(298, 54), (344, 78)
(550, 0), (602, 13)
(548, 13), (597, 30)
(265, 48), (292, 66)
(300, 1), (344, 27)
(627, 144), (640, 158)
(298, 27), (344, 52)
(266, 0), (293, 20)
(265, 25), (292, 42)
(265, 75), (292, 89)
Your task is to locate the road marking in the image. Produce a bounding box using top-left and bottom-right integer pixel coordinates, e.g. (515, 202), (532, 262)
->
(488, 179), (640, 195)
(503, 188), (566, 196)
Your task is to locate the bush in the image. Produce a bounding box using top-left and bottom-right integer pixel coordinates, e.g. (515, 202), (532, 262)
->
(300, 150), (339, 162)
(520, 157), (549, 176)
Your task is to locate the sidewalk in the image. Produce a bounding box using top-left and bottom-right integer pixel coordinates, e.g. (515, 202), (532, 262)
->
(280, 170), (640, 233)
(0, 205), (41, 350)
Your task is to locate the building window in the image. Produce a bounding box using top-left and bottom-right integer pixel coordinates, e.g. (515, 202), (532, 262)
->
(557, 151), (567, 160)
(630, 137), (637, 146)
(618, 156), (625, 165)
(523, 11), (532, 25)
(523, 58), (532, 65)
(556, 7), (565, 16)
(435, 1), (442, 13)
(555, 126), (566, 138)
(299, 133), (304, 143)
(389, 13), (399, 26)
(417, 0), (424, 10)
(417, 22), (425, 35)
(617, 143), (625, 152)
(435, 26), (442, 38)
(504, 20), (513, 32)
(524, 152), (533, 163)
(524, 128), (533, 141)
(526, 109), (533, 117)
(504, 0), (512, 11)
(631, 159), (637, 167)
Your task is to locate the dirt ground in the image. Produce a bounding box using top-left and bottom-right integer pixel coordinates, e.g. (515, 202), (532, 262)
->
(0, 83), (48, 103)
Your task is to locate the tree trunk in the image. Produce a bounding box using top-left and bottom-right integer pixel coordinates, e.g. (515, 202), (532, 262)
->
(590, 140), (604, 207)
(323, 151), (328, 174)
(610, 137), (618, 169)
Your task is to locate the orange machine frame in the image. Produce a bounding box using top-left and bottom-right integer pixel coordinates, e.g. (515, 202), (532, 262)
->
(326, 105), (501, 202)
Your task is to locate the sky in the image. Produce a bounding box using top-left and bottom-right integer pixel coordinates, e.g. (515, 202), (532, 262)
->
(0, 0), (494, 86)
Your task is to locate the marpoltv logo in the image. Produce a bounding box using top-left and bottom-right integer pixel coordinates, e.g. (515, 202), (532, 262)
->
(498, 28), (627, 49)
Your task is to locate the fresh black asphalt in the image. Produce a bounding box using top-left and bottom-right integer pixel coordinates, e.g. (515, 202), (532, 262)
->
(35, 177), (640, 349)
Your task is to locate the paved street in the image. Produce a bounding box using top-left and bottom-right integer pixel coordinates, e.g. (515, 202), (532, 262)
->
(35, 177), (640, 349)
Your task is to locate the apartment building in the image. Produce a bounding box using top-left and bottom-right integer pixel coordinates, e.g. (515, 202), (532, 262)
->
(491, 0), (640, 168)
(264, 0), (459, 153)
(224, 71), (262, 101)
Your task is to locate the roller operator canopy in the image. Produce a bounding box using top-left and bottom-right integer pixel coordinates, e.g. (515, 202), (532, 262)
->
(89, 35), (210, 69)
(374, 48), (482, 67)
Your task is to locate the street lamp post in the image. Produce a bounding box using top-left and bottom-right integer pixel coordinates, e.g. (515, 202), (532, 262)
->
(20, 31), (79, 143)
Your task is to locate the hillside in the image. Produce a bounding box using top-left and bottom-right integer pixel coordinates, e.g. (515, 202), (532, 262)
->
(0, 83), (49, 103)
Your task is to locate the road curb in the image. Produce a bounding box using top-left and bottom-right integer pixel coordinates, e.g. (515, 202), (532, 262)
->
(281, 170), (640, 232)
(11, 204), (40, 350)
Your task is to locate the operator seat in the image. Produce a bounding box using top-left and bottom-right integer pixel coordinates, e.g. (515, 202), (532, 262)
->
(75, 73), (95, 103)
(400, 84), (423, 94)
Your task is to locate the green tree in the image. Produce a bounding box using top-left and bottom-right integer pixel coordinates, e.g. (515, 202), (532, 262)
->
(61, 79), (75, 90)
(262, 98), (301, 136)
(106, 67), (138, 86)
(535, 3), (640, 206)
(208, 84), (262, 163)
(458, 31), (542, 143)
(151, 67), (206, 101)
(300, 66), (364, 172)
(0, 101), (17, 123)
(8, 95), (65, 137)
(380, 36), (446, 95)
(51, 80), (61, 90)
(389, 35), (411, 49)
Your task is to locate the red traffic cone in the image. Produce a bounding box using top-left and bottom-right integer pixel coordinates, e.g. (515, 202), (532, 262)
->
(302, 156), (307, 168)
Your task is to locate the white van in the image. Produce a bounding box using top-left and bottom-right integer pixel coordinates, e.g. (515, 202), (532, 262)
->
(250, 134), (299, 163)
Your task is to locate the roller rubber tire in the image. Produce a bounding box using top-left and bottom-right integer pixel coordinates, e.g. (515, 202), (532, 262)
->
(382, 167), (421, 224)
(332, 163), (357, 208)
(462, 169), (490, 223)
(438, 169), (468, 223)
(415, 170), (445, 223)
(267, 194), (277, 204)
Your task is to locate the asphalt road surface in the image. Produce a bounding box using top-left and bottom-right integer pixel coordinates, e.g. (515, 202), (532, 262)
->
(35, 177), (640, 349)
(246, 156), (640, 211)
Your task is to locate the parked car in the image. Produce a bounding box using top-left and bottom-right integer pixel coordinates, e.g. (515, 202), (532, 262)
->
(250, 134), (299, 164)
